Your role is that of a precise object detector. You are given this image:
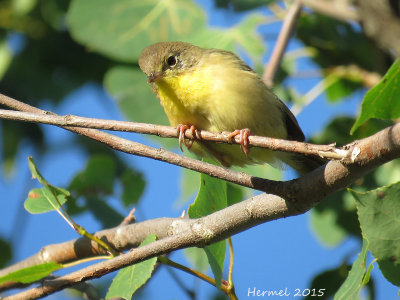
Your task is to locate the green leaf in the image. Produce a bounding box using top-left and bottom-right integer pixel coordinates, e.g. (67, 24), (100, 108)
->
(0, 262), (63, 285)
(67, 0), (206, 62)
(297, 14), (387, 74)
(69, 155), (116, 196)
(121, 169), (146, 206)
(26, 157), (70, 213)
(25, 187), (69, 214)
(363, 259), (375, 286)
(204, 243), (225, 290)
(351, 182), (400, 286)
(334, 239), (369, 300)
(188, 171), (227, 219)
(187, 14), (266, 66)
(106, 234), (157, 299)
(104, 66), (169, 125)
(188, 171), (227, 288)
(28, 156), (50, 187)
(351, 60), (400, 134)
(177, 167), (200, 207)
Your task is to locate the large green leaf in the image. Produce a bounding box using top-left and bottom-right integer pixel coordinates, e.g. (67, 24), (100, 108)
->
(351, 60), (400, 134)
(351, 182), (400, 286)
(106, 234), (157, 299)
(188, 171), (227, 288)
(67, 0), (206, 62)
(187, 14), (266, 66)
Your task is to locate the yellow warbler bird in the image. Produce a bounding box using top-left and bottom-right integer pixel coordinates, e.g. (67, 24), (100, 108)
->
(139, 41), (324, 174)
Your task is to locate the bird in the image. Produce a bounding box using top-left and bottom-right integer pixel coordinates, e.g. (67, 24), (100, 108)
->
(138, 41), (325, 174)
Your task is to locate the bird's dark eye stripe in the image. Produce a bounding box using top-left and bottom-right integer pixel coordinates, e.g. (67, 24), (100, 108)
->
(167, 56), (177, 66)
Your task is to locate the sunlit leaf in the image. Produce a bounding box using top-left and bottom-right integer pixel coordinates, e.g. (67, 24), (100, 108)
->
(25, 187), (69, 214)
(0, 262), (62, 285)
(67, 0), (206, 62)
(334, 239), (369, 300)
(351, 60), (400, 134)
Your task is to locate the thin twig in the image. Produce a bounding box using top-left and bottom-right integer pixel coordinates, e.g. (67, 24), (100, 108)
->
(0, 108), (348, 161)
(263, 0), (303, 88)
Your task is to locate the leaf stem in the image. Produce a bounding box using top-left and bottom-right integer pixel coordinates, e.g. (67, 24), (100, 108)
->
(158, 255), (238, 299)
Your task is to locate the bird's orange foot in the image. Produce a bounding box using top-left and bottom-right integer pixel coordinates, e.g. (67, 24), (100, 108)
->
(177, 124), (198, 151)
(228, 129), (251, 155)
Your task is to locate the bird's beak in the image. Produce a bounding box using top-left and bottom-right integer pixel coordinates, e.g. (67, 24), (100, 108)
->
(148, 72), (162, 83)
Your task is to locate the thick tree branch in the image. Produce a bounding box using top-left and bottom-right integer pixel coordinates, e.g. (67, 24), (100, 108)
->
(4, 121), (400, 299)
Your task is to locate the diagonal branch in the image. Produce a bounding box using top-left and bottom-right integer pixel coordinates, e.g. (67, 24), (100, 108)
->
(263, 0), (303, 88)
(4, 121), (400, 300)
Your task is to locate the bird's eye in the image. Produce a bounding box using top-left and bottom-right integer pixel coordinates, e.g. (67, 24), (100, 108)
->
(166, 55), (177, 67)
